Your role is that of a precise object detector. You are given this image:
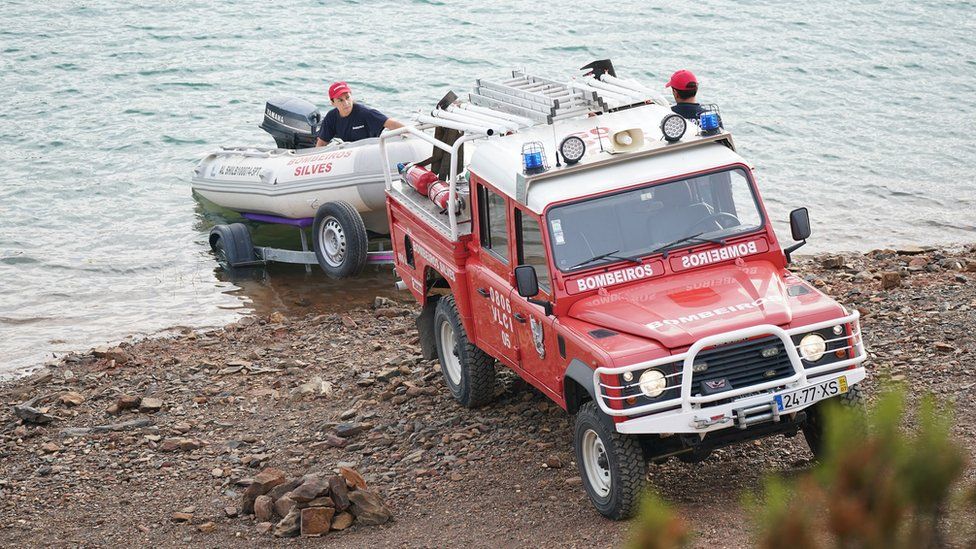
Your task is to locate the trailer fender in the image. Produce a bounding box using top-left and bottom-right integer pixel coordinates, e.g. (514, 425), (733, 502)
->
(564, 359), (597, 415)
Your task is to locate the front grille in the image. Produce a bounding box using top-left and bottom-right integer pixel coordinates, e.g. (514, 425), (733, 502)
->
(691, 335), (793, 395)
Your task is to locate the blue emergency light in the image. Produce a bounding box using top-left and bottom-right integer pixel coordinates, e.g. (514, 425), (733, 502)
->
(698, 104), (723, 136)
(522, 141), (549, 175)
(700, 113), (720, 131)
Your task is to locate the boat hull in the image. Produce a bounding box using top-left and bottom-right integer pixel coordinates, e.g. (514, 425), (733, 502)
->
(191, 137), (430, 233)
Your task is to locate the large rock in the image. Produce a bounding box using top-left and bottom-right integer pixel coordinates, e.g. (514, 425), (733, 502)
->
(273, 508), (301, 538)
(242, 468), (287, 514)
(58, 392), (85, 406)
(301, 507), (335, 537)
(117, 395), (141, 411)
(290, 475), (330, 503)
(266, 477), (303, 502)
(254, 495), (274, 522)
(880, 271), (901, 290)
(329, 475), (350, 511)
(331, 511), (354, 531)
(348, 489), (391, 525)
(339, 467), (367, 490)
(274, 495), (297, 517)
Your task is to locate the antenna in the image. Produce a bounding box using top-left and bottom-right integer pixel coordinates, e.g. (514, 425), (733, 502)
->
(552, 123), (562, 167)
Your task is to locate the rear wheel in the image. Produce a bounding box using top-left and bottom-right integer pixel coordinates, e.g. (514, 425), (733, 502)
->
(312, 201), (368, 278)
(209, 223), (256, 270)
(802, 383), (865, 459)
(433, 296), (496, 408)
(574, 401), (646, 520)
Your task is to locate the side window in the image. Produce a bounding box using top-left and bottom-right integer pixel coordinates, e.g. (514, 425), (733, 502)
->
(517, 210), (551, 294)
(478, 185), (509, 263)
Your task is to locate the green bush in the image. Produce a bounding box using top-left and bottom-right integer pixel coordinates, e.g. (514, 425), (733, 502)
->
(629, 385), (971, 548)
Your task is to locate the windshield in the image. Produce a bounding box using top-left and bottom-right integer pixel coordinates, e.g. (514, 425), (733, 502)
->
(547, 168), (763, 272)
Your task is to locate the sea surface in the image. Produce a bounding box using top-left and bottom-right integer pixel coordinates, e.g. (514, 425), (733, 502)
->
(1, 1), (974, 373)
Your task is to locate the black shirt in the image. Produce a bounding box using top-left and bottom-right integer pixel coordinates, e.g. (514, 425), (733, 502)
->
(319, 103), (388, 143)
(671, 102), (703, 119)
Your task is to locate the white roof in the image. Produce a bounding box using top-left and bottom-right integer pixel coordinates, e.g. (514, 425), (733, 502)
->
(466, 103), (748, 214)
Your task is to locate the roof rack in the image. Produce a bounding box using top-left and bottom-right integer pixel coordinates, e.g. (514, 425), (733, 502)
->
(416, 69), (668, 136)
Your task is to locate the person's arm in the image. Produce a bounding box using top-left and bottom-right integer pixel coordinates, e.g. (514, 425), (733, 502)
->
(315, 137), (330, 148)
(384, 118), (404, 131)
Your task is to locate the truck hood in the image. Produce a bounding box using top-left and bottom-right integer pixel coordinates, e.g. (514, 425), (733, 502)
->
(568, 260), (796, 349)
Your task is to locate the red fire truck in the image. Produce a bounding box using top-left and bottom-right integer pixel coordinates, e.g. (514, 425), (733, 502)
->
(378, 67), (868, 519)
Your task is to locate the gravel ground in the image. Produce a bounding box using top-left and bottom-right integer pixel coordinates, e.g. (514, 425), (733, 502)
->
(1, 245), (974, 548)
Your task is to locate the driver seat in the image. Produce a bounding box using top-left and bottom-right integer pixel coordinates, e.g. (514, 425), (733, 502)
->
(648, 181), (713, 243)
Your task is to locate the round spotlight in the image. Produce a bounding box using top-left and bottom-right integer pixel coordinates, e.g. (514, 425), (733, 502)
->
(622, 371), (634, 383)
(660, 114), (687, 143)
(799, 333), (827, 362)
(638, 369), (667, 398)
(559, 135), (586, 165)
(832, 325), (844, 336)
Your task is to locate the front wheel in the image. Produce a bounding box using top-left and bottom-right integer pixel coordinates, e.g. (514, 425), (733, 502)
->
(433, 296), (496, 408)
(802, 383), (865, 459)
(574, 401), (647, 520)
(312, 201), (368, 279)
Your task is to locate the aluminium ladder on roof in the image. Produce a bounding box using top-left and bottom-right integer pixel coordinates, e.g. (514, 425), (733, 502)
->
(468, 69), (653, 125)
(420, 68), (661, 135)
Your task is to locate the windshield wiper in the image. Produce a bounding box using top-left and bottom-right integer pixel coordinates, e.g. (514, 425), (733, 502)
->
(651, 232), (727, 258)
(569, 249), (643, 270)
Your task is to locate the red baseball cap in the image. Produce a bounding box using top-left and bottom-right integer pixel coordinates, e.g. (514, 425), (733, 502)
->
(329, 81), (352, 100)
(665, 70), (698, 92)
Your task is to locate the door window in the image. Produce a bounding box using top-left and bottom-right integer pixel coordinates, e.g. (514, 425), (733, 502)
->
(478, 185), (510, 263)
(517, 210), (551, 294)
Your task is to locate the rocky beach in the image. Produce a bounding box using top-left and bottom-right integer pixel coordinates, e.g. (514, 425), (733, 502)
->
(1, 245), (974, 548)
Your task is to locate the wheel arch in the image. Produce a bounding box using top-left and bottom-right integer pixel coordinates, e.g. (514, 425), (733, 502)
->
(564, 359), (597, 415)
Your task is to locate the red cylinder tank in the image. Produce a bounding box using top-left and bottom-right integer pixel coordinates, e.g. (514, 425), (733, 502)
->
(404, 166), (439, 195)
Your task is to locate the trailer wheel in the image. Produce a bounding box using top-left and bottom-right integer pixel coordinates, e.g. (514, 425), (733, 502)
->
(802, 383), (865, 459)
(209, 223), (255, 270)
(433, 295), (496, 408)
(312, 201), (368, 279)
(574, 401), (647, 520)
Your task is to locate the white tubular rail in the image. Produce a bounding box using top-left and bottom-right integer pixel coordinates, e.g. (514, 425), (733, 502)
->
(428, 108), (509, 135)
(445, 105), (521, 133)
(600, 74), (670, 106)
(593, 310), (868, 418)
(415, 113), (494, 136)
(379, 124), (483, 241)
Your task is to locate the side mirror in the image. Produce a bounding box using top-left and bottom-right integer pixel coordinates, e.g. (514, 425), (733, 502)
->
(515, 265), (539, 298)
(783, 207), (811, 264)
(789, 207), (811, 241)
(514, 265), (553, 316)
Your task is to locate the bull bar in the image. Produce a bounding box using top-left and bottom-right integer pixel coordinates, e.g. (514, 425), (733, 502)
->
(593, 311), (868, 434)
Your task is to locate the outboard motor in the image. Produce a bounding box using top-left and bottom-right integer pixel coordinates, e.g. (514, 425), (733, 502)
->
(259, 97), (322, 149)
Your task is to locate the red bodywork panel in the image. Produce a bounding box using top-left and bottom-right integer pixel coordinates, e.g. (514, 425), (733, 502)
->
(387, 165), (850, 419)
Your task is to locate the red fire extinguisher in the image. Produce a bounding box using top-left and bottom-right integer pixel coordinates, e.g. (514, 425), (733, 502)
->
(427, 179), (462, 214)
(403, 165), (439, 195)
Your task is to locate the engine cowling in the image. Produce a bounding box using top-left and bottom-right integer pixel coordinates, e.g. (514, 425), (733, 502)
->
(259, 97), (321, 150)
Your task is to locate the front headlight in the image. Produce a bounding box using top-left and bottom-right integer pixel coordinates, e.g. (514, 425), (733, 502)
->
(639, 369), (667, 398)
(799, 333), (827, 362)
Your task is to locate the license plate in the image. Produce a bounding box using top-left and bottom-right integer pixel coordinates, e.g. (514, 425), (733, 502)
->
(774, 376), (848, 412)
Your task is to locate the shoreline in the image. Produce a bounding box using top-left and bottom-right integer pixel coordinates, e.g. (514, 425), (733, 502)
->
(1, 244), (974, 546)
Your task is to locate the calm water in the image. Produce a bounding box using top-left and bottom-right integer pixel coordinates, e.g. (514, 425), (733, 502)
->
(1, 1), (974, 373)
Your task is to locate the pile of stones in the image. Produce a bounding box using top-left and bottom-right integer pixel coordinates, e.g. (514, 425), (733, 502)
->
(241, 466), (391, 537)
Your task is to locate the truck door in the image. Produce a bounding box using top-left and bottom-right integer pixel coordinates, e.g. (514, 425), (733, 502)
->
(468, 184), (520, 366)
(509, 208), (560, 397)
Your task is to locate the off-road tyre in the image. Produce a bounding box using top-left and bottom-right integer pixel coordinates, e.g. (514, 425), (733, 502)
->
(802, 382), (865, 459)
(209, 223), (255, 270)
(433, 295), (496, 408)
(312, 201), (368, 279)
(574, 401), (647, 520)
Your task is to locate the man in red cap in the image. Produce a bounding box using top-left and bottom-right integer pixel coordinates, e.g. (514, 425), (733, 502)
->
(315, 81), (404, 147)
(665, 70), (703, 119)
